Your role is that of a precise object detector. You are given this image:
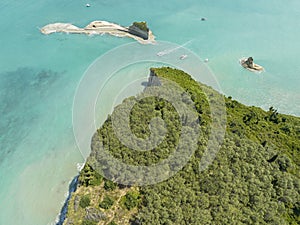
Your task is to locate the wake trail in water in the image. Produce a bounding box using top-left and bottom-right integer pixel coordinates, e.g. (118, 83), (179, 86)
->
(157, 40), (193, 56)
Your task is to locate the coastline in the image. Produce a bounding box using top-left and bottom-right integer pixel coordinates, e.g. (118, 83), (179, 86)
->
(57, 67), (300, 224)
(40, 20), (156, 44)
(2, 0), (300, 224)
(56, 175), (79, 225)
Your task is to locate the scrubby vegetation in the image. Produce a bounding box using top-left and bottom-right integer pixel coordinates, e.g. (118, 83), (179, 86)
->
(79, 164), (103, 187)
(99, 195), (115, 210)
(132, 21), (149, 32)
(65, 67), (299, 225)
(104, 180), (117, 191)
(107, 222), (117, 225)
(79, 195), (91, 209)
(81, 220), (96, 225)
(122, 191), (141, 210)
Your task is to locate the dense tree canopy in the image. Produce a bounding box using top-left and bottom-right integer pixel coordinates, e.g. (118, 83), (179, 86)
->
(67, 67), (299, 225)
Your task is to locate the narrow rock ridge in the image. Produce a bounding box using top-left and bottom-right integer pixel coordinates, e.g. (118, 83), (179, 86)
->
(40, 20), (156, 44)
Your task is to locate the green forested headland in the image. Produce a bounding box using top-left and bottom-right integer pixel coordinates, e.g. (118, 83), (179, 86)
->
(64, 67), (299, 225)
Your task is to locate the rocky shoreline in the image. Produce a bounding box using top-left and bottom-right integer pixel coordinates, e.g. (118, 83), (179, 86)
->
(56, 175), (79, 225)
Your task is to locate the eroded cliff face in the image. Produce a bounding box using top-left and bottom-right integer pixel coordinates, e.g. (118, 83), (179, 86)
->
(147, 69), (161, 86)
(128, 24), (149, 40)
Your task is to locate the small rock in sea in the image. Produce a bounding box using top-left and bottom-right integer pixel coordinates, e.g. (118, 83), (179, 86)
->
(201, 17), (206, 21)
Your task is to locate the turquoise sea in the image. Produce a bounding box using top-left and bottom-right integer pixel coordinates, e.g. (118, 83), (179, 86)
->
(0, 0), (299, 224)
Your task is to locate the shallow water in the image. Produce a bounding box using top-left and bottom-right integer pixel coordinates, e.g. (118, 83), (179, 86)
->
(0, 0), (299, 224)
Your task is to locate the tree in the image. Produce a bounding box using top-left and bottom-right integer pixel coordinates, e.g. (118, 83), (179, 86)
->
(104, 179), (117, 191)
(122, 191), (140, 210)
(99, 195), (114, 209)
(71, 67), (300, 225)
(79, 195), (91, 208)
